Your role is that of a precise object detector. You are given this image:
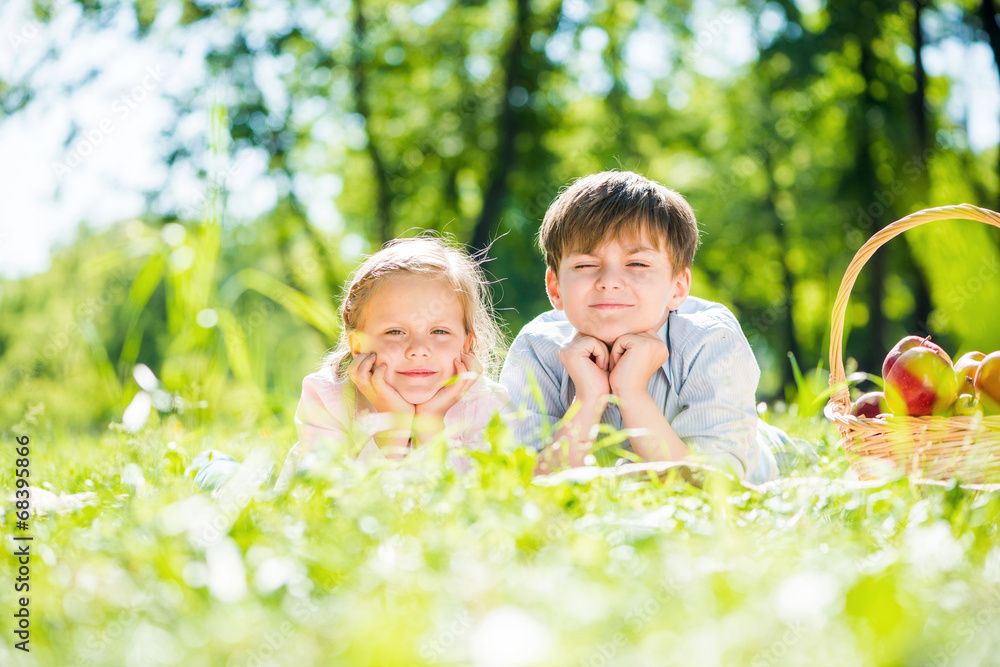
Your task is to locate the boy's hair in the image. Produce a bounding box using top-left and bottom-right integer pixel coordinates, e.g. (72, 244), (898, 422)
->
(324, 235), (505, 381)
(539, 171), (701, 273)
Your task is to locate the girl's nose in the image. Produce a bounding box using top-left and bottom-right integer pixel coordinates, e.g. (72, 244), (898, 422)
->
(405, 336), (431, 358)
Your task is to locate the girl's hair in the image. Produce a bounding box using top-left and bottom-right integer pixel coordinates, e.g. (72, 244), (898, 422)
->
(324, 235), (506, 381)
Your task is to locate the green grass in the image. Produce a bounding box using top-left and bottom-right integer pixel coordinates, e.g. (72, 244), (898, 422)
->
(2, 411), (1000, 667)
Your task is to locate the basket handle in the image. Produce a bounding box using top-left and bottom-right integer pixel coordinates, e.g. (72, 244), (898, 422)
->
(828, 203), (1000, 414)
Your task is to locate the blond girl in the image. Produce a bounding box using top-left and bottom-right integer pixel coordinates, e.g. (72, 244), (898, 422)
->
(280, 236), (508, 480)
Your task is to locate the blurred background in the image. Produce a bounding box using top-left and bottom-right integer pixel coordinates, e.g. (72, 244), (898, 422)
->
(2, 0), (1000, 435)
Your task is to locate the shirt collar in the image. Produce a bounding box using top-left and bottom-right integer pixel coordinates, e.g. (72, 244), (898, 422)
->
(657, 313), (670, 345)
(658, 311), (674, 385)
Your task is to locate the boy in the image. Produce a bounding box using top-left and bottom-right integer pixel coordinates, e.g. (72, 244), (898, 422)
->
(500, 171), (779, 483)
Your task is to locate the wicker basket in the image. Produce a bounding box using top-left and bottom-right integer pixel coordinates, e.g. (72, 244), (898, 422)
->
(824, 203), (1000, 483)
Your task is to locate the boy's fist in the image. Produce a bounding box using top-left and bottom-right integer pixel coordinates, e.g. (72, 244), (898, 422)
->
(609, 331), (668, 399)
(559, 334), (611, 402)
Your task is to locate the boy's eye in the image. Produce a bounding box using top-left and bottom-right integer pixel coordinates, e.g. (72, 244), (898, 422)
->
(574, 263), (597, 269)
(628, 262), (650, 268)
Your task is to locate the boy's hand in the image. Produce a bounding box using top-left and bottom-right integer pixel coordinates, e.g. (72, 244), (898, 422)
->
(348, 352), (415, 415)
(559, 334), (611, 401)
(415, 352), (482, 419)
(609, 331), (668, 399)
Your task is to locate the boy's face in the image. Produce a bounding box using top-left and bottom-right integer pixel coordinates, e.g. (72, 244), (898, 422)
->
(545, 230), (691, 346)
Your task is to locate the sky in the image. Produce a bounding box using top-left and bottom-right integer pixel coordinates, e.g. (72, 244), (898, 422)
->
(0, 0), (998, 280)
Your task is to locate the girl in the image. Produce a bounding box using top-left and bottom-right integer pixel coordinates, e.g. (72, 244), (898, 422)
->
(277, 236), (509, 485)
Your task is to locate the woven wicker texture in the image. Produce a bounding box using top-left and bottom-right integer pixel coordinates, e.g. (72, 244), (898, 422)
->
(825, 204), (1000, 482)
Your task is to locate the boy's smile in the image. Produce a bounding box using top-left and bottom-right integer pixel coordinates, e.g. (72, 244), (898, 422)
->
(545, 231), (691, 346)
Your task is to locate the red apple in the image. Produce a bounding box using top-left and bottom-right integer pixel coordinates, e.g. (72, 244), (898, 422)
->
(974, 352), (1000, 416)
(883, 335), (953, 379)
(885, 347), (958, 416)
(851, 391), (889, 419)
(954, 351), (986, 396)
(951, 394), (981, 417)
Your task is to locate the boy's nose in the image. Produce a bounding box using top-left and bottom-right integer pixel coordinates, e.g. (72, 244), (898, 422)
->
(595, 267), (626, 290)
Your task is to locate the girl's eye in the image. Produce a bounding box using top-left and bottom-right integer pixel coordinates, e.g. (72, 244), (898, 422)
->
(432, 329), (451, 335)
(385, 329), (404, 335)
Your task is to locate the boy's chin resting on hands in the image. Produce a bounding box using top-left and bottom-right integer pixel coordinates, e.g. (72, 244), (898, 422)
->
(607, 331), (668, 399)
(559, 330), (669, 401)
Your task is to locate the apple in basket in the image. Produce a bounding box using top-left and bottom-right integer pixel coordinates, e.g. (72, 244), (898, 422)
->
(884, 347), (958, 416)
(954, 351), (986, 395)
(851, 391), (888, 419)
(951, 394), (981, 417)
(882, 335), (953, 379)
(975, 351), (1000, 416)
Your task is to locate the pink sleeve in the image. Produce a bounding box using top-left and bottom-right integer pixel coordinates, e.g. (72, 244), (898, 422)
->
(294, 369), (388, 465)
(451, 379), (511, 451)
(293, 370), (354, 454)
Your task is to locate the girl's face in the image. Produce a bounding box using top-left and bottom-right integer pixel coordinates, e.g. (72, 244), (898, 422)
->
(349, 274), (473, 405)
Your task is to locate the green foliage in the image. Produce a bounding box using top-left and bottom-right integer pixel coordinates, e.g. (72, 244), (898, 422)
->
(3, 3), (1000, 660)
(0, 216), (341, 433)
(5, 0), (1000, 426)
(3, 414), (1000, 666)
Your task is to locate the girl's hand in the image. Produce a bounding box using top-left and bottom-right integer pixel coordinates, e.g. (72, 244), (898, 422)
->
(348, 352), (415, 416)
(414, 352), (482, 419)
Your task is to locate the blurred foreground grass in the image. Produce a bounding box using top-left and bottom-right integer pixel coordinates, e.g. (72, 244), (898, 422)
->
(2, 410), (1000, 667)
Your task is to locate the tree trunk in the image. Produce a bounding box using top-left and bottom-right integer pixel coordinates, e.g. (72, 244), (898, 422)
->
(762, 152), (799, 390)
(605, 23), (636, 167)
(351, 0), (393, 244)
(857, 39), (888, 373)
(775, 220), (800, 390)
(912, 0), (928, 160)
(471, 0), (531, 251)
(909, 0), (934, 334)
(978, 0), (1000, 210)
(289, 192), (342, 298)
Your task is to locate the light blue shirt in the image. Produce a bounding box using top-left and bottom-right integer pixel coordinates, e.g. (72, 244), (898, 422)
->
(499, 296), (778, 484)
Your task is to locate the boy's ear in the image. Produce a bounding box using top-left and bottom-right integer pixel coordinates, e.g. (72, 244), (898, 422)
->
(545, 267), (564, 311)
(665, 267), (692, 311)
(463, 332), (474, 354)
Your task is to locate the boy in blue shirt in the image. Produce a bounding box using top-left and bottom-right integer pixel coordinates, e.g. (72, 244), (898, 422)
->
(500, 171), (782, 483)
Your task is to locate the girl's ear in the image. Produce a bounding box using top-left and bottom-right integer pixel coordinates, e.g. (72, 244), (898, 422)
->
(545, 267), (564, 311)
(348, 332), (363, 356)
(463, 332), (475, 354)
